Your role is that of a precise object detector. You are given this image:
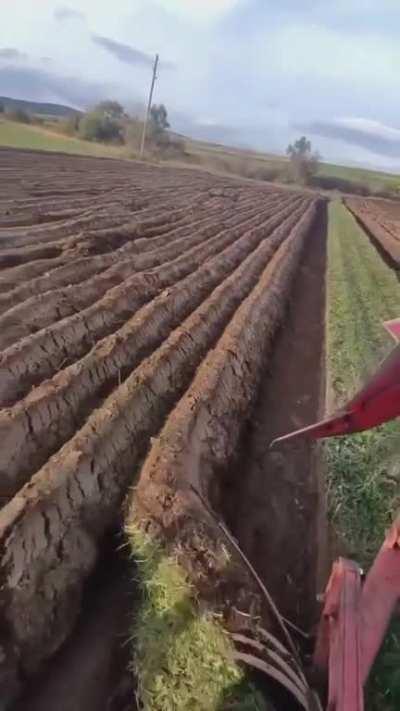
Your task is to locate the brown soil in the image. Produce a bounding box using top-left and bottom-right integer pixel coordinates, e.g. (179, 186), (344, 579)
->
(0, 148), (328, 710)
(130, 200), (324, 618)
(0, 196), (289, 355)
(346, 197), (400, 271)
(0, 202), (292, 406)
(226, 201), (328, 627)
(0, 200), (306, 498)
(0, 201), (314, 681)
(366, 197), (400, 221)
(13, 533), (135, 711)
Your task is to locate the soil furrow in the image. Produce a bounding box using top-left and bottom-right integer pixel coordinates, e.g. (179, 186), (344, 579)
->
(0, 194), (282, 336)
(345, 198), (400, 270)
(0, 201), (211, 292)
(0, 208), (85, 229)
(0, 194), (266, 308)
(0, 208), (132, 250)
(0, 198), (299, 403)
(0, 208), (211, 277)
(128, 199), (321, 629)
(227, 200), (327, 628)
(0, 200), (308, 495)
(0, 201), (263, 350)
(0, 202), (315, 685)
(0, 193), (202, 252)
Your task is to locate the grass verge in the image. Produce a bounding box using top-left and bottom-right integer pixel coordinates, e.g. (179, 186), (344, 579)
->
(317, 162), (400, 195)
(0, 119), (125, 157)
(127, 523), (267, 711)
(326, 200), (400, 709)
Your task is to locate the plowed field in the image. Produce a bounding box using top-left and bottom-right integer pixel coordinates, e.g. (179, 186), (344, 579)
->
(346, 196), (400, 270)
(0, 148), (327, 710)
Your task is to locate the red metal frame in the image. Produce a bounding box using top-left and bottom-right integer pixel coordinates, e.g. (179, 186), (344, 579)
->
(271, 319), (400, 709)
(359, 517), (400, 685)
(314, 518), (400, 710)
(314, 559), (363, 710)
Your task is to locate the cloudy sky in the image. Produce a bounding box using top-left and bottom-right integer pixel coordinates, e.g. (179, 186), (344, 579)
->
(1, 0), (400, 171)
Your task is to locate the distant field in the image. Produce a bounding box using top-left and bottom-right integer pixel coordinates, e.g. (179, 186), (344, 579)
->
(183, 136), (283, 164)
(318, 161), (400, 193)
(1, 117), (399, 196)
(0, 119), (124, 158)
(184, 136), (400, 194)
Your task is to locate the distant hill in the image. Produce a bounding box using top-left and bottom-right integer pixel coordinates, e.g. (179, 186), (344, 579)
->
(0, 96), (81, 118)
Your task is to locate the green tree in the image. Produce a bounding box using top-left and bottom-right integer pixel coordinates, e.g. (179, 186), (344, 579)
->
(150, 104), (170, 137)
(94, 100), (125, 119)
(0, 102), (4, 114)
(79, 111), (123, 143)
(286, 136), (320, 185)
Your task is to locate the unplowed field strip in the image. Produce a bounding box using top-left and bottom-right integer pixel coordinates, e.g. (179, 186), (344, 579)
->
(0, 148), (324, 708)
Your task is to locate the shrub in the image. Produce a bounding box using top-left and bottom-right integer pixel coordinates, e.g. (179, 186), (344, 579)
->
(124, 118), (143, 152)
(60, 115), (81, 136)
(247, 165), (284, 182)
(6, 108), (31, 124)
(31, 115), (45, 126)
(311, 175), (371, 196)
(149, 133), (186, 160)
(79, 111), (123, 143)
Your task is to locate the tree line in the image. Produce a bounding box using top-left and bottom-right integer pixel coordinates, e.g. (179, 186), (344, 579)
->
(1, 97), (330, 188)
(63, 100), (179, 155)
(0, 98), (183, 158)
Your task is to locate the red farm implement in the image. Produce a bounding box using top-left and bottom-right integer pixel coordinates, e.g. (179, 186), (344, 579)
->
(271, 318), (400, 711)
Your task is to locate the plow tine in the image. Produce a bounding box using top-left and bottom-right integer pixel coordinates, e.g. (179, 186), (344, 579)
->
(234, 652), (311, 710)
(258, 626), (308, 684)
(190, 484), (301, 663)
(270, 413), (351, 446)
(265, 646), (310, 694)
(231, 633), (266, 654)
(231, 633), (309, 694)
(272, 319), (400, 446)
(258, 625), (301, 658)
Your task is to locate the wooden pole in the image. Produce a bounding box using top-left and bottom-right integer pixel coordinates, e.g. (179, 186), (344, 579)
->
(140, 53), (159, 159)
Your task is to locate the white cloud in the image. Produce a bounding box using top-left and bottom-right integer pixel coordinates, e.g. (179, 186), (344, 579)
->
(195, 116), (219, 126)
(1, 0), (400, 170)
(335, 117), (400, 142)
(156, 0), (242, 23)
(54, 5), (85, 22)
(266, 22), (400, 89)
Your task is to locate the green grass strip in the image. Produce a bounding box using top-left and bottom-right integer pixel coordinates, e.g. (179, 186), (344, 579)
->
(127, 523), (267, 711)
(326, 200), (400, 709)
(318, 163), (400, 194)
(0, 119), (125, 157)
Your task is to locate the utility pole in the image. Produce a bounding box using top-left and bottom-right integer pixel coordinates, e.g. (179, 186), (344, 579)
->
(140, 53), (159, 159)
